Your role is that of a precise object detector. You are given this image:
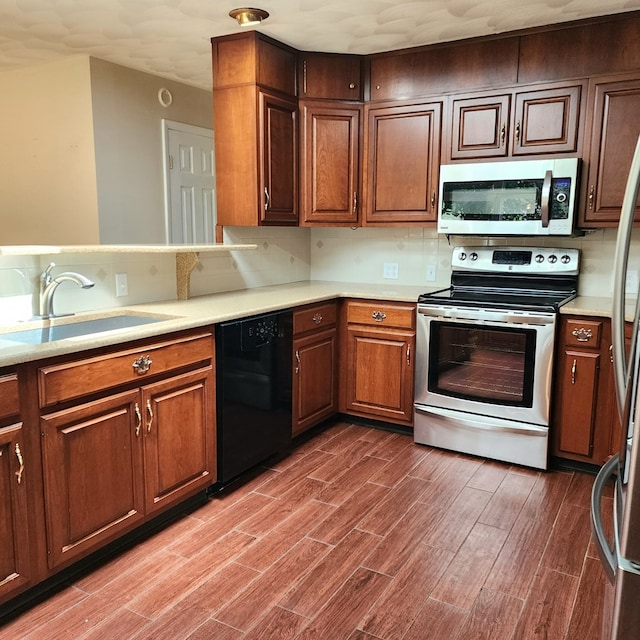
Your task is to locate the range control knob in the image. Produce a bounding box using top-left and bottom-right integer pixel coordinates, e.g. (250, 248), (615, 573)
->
(458, 252), (467, 261)
(469, 252), (478, 261)
(535, 254), (545, 263)
(561, 254), (571, 264)
(548, 254), (558, 263)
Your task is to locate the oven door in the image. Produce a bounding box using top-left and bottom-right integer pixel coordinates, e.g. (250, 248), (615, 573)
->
(415, 304), (556, 426)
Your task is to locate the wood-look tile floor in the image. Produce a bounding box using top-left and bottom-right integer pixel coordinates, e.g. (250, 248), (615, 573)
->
(1, 421), (611, 640)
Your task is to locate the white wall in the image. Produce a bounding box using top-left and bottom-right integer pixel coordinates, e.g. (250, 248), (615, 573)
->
(0, 57), (100, 244)
(89, 58), (213, 244)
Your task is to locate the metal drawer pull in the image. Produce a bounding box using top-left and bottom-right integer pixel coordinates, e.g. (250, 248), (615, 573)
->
(571, 359), (577, 385)
(132, 355), (153, 374)
(146, 400), (154, 433)
(135, 403), (142, 436)
(295, 350), (301, 374)
(313, 313), (323, 325)
(407, 345), (411, 365)
(572, 327), (593, 342)
(372, 311), (387, 322)
(15, 443), (24, 485)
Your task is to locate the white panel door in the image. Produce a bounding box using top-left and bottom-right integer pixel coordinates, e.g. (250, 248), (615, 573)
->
(163, 121), (215, 244)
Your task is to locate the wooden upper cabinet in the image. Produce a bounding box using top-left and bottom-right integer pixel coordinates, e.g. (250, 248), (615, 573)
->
(447, 82), (583, 161)
(581, 75), (640, 226)
(369, 37), (519, 102)
(363, 100), (442, 225)
(300, 101), (361, 225)
(512, 84), (583, 155)
(450, 93), (511, 159)
(299, 53), (364, 100)
(260, 91), (298, 224)
(212, 31), (296, 95)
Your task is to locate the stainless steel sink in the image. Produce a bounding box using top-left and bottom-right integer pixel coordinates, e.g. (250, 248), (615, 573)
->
(0, 314), (173, 344)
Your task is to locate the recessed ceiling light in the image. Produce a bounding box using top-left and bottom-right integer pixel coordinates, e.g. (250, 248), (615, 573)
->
(229, 8), (270, 27)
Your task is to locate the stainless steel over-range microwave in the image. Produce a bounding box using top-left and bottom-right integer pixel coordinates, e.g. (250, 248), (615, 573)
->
(437, 157), (579, 236)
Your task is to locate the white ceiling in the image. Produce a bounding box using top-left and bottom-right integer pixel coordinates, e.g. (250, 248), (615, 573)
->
(0, 0), (638, 90)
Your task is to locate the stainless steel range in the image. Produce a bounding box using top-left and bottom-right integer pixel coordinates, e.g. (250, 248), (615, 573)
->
(414, 246), (579, 469)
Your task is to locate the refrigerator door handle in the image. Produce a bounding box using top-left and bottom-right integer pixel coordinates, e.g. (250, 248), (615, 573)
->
(612, 134), (640, 418)
(591, 453), (619, 585)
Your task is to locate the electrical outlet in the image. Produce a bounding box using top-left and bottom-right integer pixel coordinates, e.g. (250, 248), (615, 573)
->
(626, 269), (639, 295)
(115, 272), (129, 297)
(426, 264), (437, 282)
(383, 262), (399, 279)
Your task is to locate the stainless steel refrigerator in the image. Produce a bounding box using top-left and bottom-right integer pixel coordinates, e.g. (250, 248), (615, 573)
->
(591, 134), (640, 639)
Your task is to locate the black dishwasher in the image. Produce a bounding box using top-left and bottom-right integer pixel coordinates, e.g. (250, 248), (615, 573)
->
(215, 310), (292, 485)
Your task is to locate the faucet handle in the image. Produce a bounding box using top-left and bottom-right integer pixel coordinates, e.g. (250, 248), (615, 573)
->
(41, 262), (56, 285)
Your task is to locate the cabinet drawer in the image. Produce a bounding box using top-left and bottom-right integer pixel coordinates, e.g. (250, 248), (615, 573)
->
(293, 302), (337, 335)
(0, 373), (19, 421)
(564, 319), (602, 348)
(38, 331), (214, 408)
(346, 301), (416, 330)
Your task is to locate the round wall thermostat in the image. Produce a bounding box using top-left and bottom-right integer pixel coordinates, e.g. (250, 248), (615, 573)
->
(158, 88), (173, 107)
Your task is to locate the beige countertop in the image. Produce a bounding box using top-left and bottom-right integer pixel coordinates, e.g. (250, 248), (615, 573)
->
(0, 282), (631, 369)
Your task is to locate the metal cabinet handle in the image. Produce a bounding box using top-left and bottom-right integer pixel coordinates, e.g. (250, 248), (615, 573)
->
(349, 82), (356, 89)
(295, 350), (301, 374)
(588, 185), (595, 210)
(264, 187), (271, 211)
(302, 59), (307, 94)
(15, 443), (24, 485)
(500, 124), (506, 143)
(572, 327), (593, 342)
(353, 191), (358, 214)
(610, 344), (614, 363)
(146, 399), (154, 433)
(406, 345), (411, 365)
(135, 402), (142, 436)
(515, 120), (521, 142)
(312, 313), (323, 325)
(132, 355), (153, 374)
(372, 310), (387, 322)
(571, 359), (577, 385)
(431, 192), (436, 209)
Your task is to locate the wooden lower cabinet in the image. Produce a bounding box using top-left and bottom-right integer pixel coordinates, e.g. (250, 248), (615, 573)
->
(292, 302), (338, 436)
(552, 316), (615, 465)
(341, 300), (416, 426)
(0, 420), (31, 601)
(0, 372), (33, 603)
(38, 331), (215, 570)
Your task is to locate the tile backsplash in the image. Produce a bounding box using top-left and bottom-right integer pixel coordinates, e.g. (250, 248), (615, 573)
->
(0, 226), (635, 323)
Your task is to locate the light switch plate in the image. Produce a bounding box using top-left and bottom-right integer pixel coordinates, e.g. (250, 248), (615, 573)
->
(115, 272), (129, 297)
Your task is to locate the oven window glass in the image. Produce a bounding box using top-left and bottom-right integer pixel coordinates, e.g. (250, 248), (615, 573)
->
(428, 321), (536, 407)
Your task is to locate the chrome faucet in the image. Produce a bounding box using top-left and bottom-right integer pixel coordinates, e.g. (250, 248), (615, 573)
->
(38, 262), (95, 319)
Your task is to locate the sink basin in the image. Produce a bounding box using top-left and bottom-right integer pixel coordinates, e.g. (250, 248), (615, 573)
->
(0, 314), (173, 344)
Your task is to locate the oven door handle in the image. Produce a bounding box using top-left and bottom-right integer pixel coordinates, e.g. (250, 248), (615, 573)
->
(414, 405), (548, 436)
(417, 307), (555, 327)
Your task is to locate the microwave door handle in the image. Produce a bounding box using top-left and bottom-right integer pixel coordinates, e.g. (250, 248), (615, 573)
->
(541, 170), (552, 228)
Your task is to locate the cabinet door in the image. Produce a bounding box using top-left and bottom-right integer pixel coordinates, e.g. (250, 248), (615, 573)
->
(449, 94), (510, 159)
(142, 367), (215, 514)
(554, 350), (600, 459)
(300, 102), (360, 225)
(299, 53), (363, 100)
(259, 91), (298, 225)
(345, 325), (415, 425)
(583, 77), (640, 225)
(0, 423), (31, 600)
(511, 84), (583, 155)
(363, 101), (441, 224)
(41, 390), (144, 569)
(293, 328), (338, 436)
